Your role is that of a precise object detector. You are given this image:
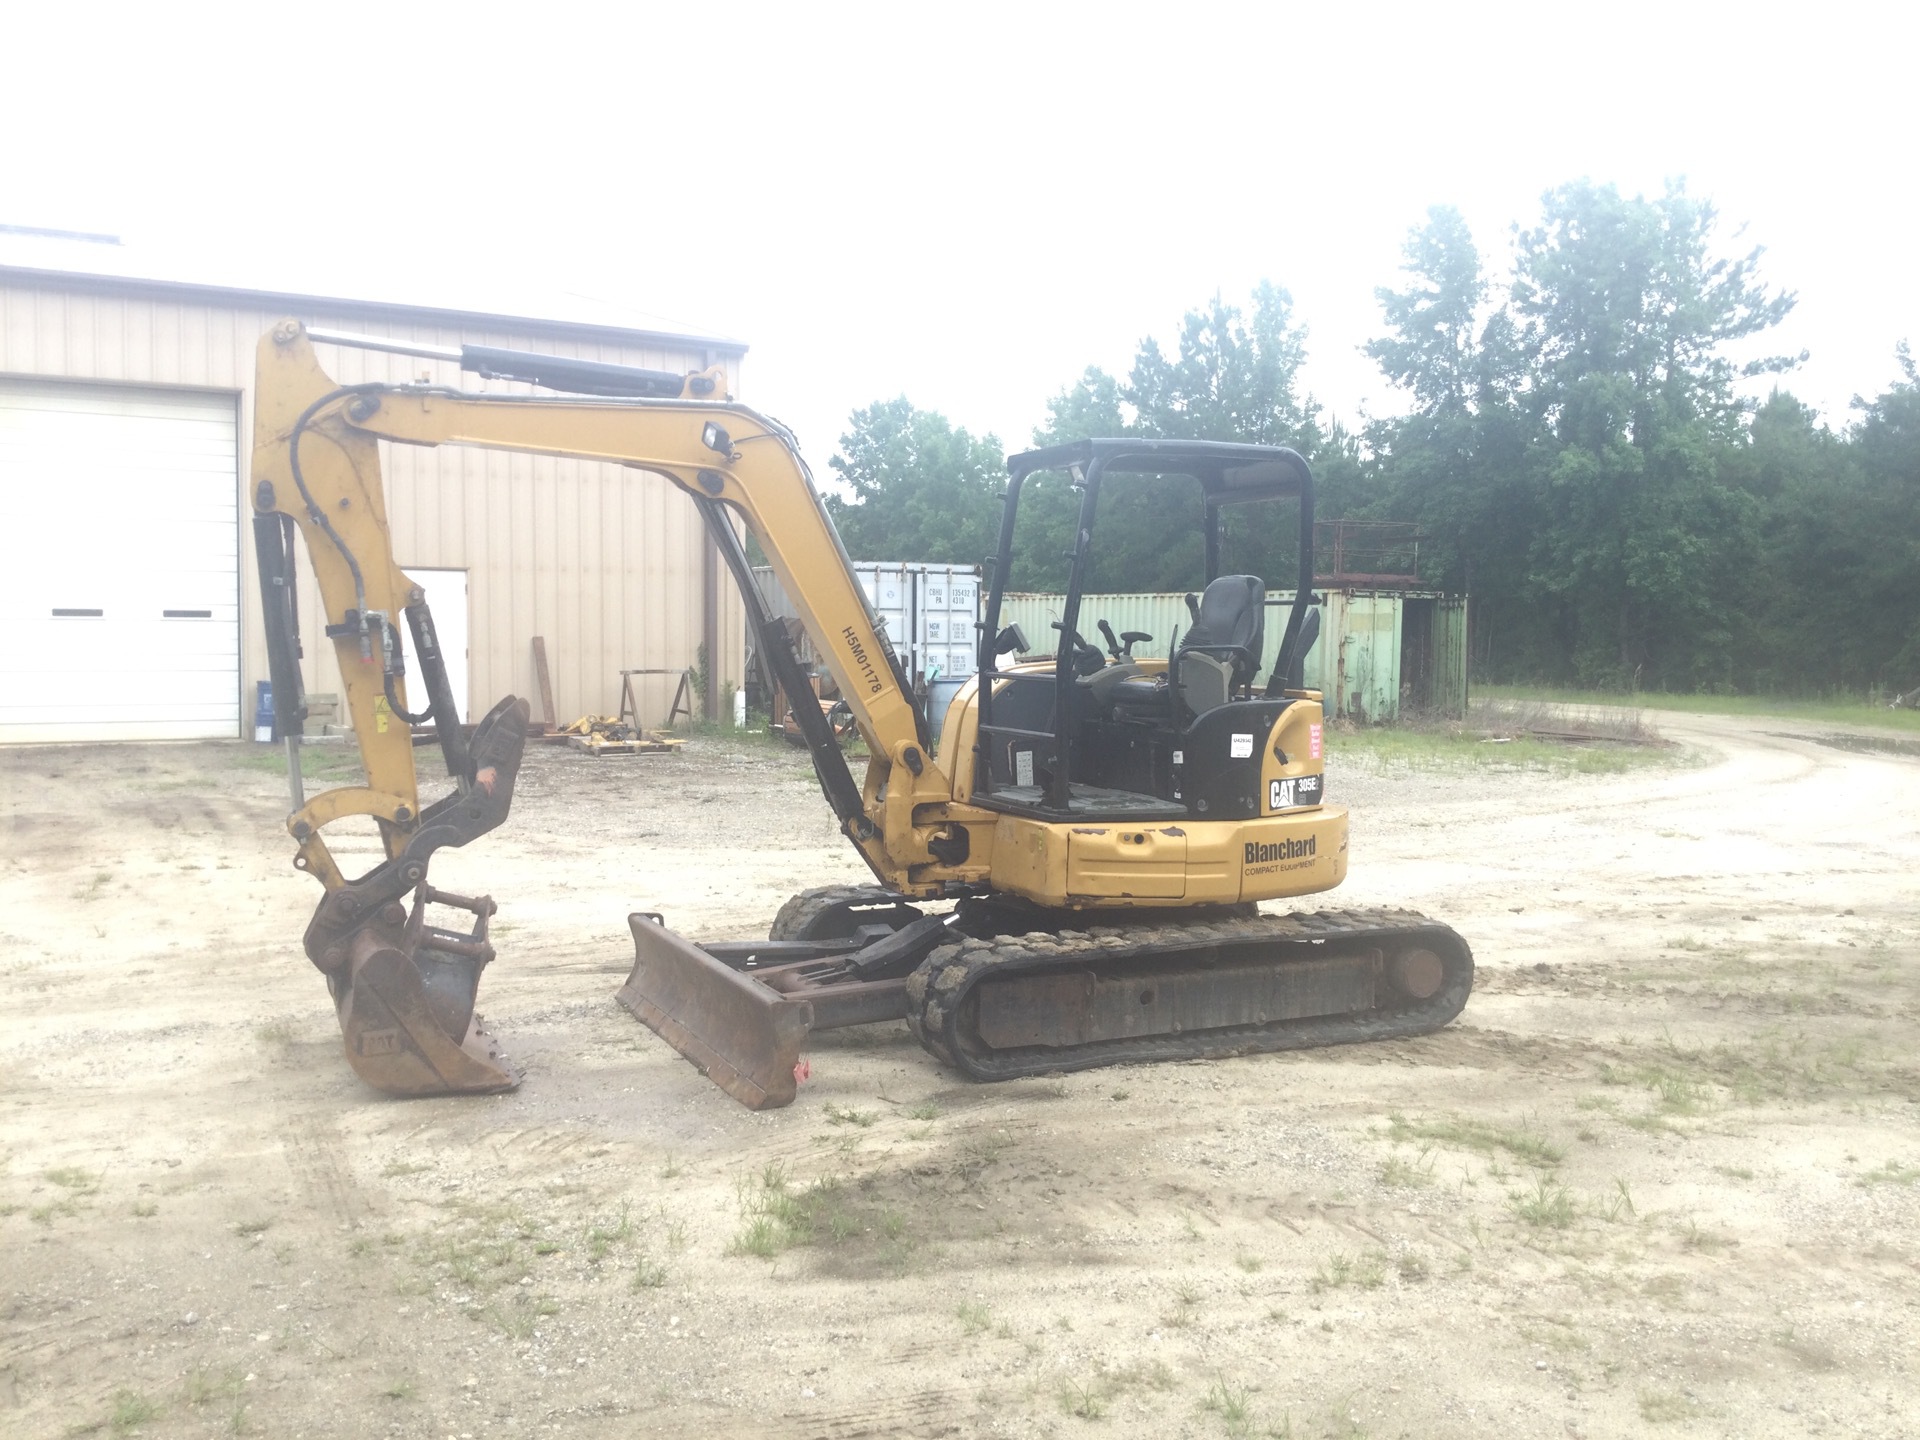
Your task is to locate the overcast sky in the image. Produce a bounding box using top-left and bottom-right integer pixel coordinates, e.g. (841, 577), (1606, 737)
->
(6, 2), (1915, 471)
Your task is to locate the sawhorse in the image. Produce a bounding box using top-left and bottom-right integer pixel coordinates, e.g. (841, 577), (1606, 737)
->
(620, 668), (697, 728)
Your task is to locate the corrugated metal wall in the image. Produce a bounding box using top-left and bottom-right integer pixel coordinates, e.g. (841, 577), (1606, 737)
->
(0, 276), (746, 732)
(998, 589), (1467, 721)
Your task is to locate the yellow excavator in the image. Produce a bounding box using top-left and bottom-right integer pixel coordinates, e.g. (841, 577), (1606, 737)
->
(251, 320), (1472, 1109)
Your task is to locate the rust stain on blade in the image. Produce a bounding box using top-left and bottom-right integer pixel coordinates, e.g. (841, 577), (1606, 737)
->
(617, 913), (814, 1109)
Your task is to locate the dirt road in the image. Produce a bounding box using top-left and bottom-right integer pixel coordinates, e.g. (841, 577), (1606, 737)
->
(2, 712), (1916, 1438)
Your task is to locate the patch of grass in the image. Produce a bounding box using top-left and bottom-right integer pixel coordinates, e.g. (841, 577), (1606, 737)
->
(1478, 682), (1920, 733)
(181, 1370), (244, 1409)
(1394, 1252), (1430, 1282)
(73, 871), (115, 903)
(1714, 1164), (1755, 1180)
(108, 1389), (161, 1431)
(583, 1204), (632, 1264)
(1163, 1281), (1202, 1327)
(659, 1154), (684, 1179)
(380, 1160), (428, 1178)
(229, 744), (367, 780)
(1678, 1218), (1730, 1252)
(1312, 1251), (1387, 1292)
(1650, 1072), (1708, 1115)
(1387, 1113), (1562, 1166)
(254, 1019), (296, 1048)
(823, 1104), (878, 1128)
(378, 1377), (415, 1401)
(1201, 1379), (1257, 1438)
(1509, 1177), (1576, 1229)
(1378, 1146), (1436, 1188)
(1858, 1160), (1920, 1188)
(1637, 1388), (1704, 1423)
(1058, 1376), (1106, 1420)
(907, 1103), (941, 1121)
(1601, 1029), (1896, 1108)
(1234, 1251), (1265, 1273)
(1106, 1359), (1176, 1395)
(630, 1255), (667, 1289)
(1338, 723), (1671, 776)
(46, 1166), (99, 1193)
(482, 1292), (559, 1340)
(956, 1300), (992, 1336)
(727, 1163), (911, 1264)
(132, 1201), (158, 1218)
(232, 1217), (272, 1238)
(1593, 1178), (1636, 1223)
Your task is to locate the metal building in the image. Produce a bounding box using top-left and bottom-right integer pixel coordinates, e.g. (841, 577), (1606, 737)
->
(0, 232), (747, 742)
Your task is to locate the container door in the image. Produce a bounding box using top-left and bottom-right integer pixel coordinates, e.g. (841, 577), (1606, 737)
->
(1435, 595), (1469, 716)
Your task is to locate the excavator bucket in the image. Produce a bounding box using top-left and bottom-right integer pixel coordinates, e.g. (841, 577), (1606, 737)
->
(618, 914), (813, 1109)
(301, 698), (532, 1099)
(333, 886), (519, 1096)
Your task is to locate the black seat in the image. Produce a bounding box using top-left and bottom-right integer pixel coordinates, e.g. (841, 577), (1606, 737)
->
(1177, 574), (1265, 689)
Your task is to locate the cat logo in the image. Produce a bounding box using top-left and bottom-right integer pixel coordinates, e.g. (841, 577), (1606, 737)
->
(1268, 773), (1323, 811)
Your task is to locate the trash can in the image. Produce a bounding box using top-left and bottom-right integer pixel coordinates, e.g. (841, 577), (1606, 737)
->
(254, 681), (274, 742)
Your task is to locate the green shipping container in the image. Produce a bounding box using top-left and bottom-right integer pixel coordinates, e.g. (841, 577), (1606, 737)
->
(997, 589), (1468, 721)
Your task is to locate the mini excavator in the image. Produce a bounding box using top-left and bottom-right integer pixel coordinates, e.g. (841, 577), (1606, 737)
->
(251, 321), (1472, 1109)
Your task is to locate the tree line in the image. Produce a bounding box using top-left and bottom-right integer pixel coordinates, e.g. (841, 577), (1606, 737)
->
(822, 181), (1919, 698)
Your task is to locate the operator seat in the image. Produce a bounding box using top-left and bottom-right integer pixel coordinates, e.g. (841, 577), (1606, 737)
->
(1108, 574), (1267, 720)
(1174, 574), (1265, 714)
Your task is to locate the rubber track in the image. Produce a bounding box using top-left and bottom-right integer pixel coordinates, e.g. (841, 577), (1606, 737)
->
(905, 907), (1473, 1082)
(768, 884), (921, 942)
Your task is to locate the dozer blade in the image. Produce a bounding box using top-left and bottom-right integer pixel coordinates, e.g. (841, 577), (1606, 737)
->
(618, 913), (813, 1110)
(335, 925), (519, 1095)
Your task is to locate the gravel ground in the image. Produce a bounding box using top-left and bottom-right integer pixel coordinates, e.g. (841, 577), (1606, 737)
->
(2, 710), (1916, 1438)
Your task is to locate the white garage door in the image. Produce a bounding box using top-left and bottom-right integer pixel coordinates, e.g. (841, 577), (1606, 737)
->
(0, 381), (239, 742)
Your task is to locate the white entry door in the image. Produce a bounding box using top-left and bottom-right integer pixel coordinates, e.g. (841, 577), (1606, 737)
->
(400, 568), (469, 724)
(0, 381), (238, 741)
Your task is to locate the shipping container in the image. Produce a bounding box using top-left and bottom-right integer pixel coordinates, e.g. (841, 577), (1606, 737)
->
(752, 561), (982, 737)
(996, 588), (1467, 722)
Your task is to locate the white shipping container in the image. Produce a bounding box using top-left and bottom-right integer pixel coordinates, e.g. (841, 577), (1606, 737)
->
(753, 560), (982, 690)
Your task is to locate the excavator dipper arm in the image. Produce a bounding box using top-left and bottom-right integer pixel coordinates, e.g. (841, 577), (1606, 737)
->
(250, 321), (957, 1099)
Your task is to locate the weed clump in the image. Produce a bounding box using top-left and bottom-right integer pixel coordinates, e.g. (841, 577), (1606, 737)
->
(1312, 1251), (1387, 1292)
(1386, 1113), (1563, 1166)
(728, 1162), (912, 1264)
(1509, 1177), (1576, 1228)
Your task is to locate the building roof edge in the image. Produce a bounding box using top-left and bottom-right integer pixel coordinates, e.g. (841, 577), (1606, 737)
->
(0, 263), (749, 357)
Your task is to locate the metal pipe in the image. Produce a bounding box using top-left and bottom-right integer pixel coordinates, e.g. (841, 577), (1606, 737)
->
(304, 328), (463, 363)
(284, 735), (306, 810)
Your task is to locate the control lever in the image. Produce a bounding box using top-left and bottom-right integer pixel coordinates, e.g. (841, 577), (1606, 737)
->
(1050, 621), (1105, 677)
(1097, 619), (1123, 659)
